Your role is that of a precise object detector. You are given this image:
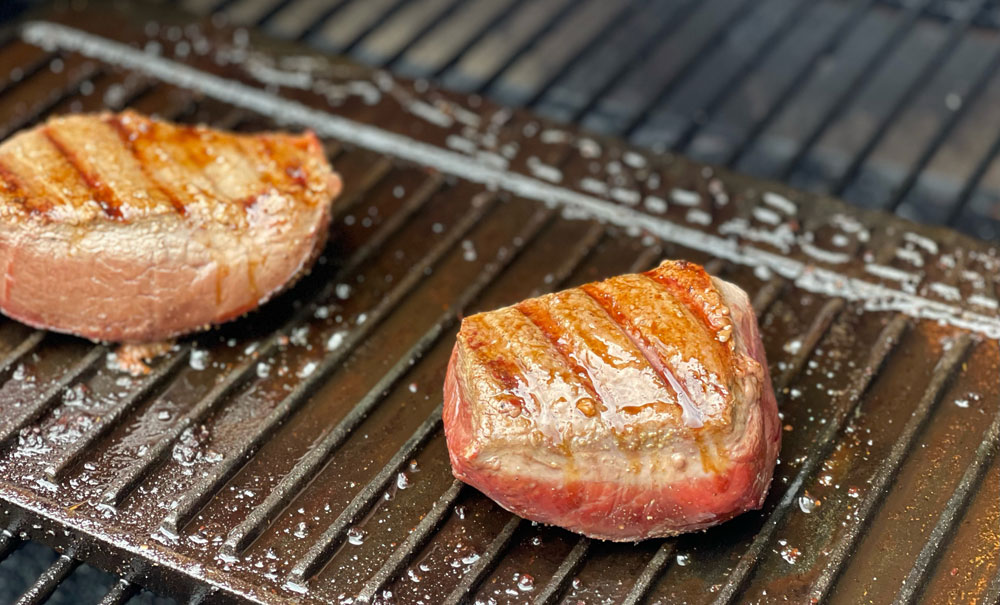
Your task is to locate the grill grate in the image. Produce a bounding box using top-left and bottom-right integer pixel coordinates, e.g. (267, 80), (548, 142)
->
(186, 0), (1000, 241)
(0, 2), (995, 604)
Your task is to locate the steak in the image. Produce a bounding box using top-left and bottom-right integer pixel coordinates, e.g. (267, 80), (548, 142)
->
(443, 260), (780, 541)
(0, 111), (341, 343)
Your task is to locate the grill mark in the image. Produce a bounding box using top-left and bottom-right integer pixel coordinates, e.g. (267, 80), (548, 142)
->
(104, 115), (187, 216)
(260, 135), (309, 190)
(0, 158), (31, 208)
(643, 261), (734, 347)
(579, 283), (705, 428)
(460, 317), (529, 417)
(515, 299), (605, 418)
(42, 125), (122, 219)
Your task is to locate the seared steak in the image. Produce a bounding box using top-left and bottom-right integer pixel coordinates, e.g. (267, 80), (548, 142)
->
(443, 260), (780, 541)
(0, 111), (341, 343)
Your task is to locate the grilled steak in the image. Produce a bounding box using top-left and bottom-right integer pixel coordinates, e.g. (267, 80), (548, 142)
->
(0, 111), (341, 343)
(443, 260), (780, 541)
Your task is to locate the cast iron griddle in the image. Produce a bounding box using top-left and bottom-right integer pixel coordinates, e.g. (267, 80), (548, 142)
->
(0, 3), (996, 603)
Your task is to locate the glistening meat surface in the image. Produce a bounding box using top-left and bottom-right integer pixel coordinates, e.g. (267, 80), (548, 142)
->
(0, 111), (341, 343)
(443, 260), (780, 541)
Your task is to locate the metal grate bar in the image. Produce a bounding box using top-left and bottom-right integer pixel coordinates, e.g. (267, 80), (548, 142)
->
(287, 404), (445, 584)
(44, 346), (192, 480)
(14, 554), (79, 605)
(895, 380), (1000, 603)
(336, 0), (414, 57)
(276, 0), (352, 42)
(561, 0), (701, 125)
(831, 0), (990, 197)
(248, 0), (299, 28)
(0, 331), (45, 379)
(774, 298), (844, 391)
(414, 0), (535, 81)
(519, 0), (647, 109)
(620, 0), (759, 138)
(0, 346), (105, 448)
(377, 0), (470, 71)
(0, 531), (18, 562)
(885, 44), (1000, 213)
(97, 580), (137, 605)
(0, 55), (102, 140)
(945, 112), (1000, 227)
(669, 0), (816, 153)
(987, 566), (1000, 605)
(710, 314), (910, 604)
(776, 0), (934, 181)
(356, 479), (465, 602)
(210, 198), (552, 552)
(808, 333), (974, 601)
(467, 0), (583, 97)
(621, 542), (678, 605)
(723, 0), (878, 167)
(442, 516), (521, 605)
(0, 42), (54, 96)
(533, 537), (592, 605)
(751, 276), (786, 318)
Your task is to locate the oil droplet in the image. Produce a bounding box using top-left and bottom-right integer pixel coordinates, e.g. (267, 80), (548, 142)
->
(461, 553), (480, 565)
(408, 382), (418, 393)
(847, 486), (860, 498)
(575, 397), (597, 417)
(798, 493), (819, 514)
(189, 349), (209, 370)
(676, 554), (690, 566)
(346, 527), (366, 545)
(396, 472), (411, 490)
(780, 545), (801, 565)
(517, 573), (535, 592)
(671, 453), (687, 471)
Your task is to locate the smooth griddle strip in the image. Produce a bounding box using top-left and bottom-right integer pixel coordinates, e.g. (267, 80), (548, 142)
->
(284, 218), (608, 585)
(894, 377), (1000, 603)
(807, 333), (975, 600)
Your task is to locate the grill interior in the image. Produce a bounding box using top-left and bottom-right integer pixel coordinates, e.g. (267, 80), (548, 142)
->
(0, 2), (997, 604)
(173, 0), (1000, 244)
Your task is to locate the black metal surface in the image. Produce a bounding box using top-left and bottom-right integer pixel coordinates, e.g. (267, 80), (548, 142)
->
(0, 1), (995, 604)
